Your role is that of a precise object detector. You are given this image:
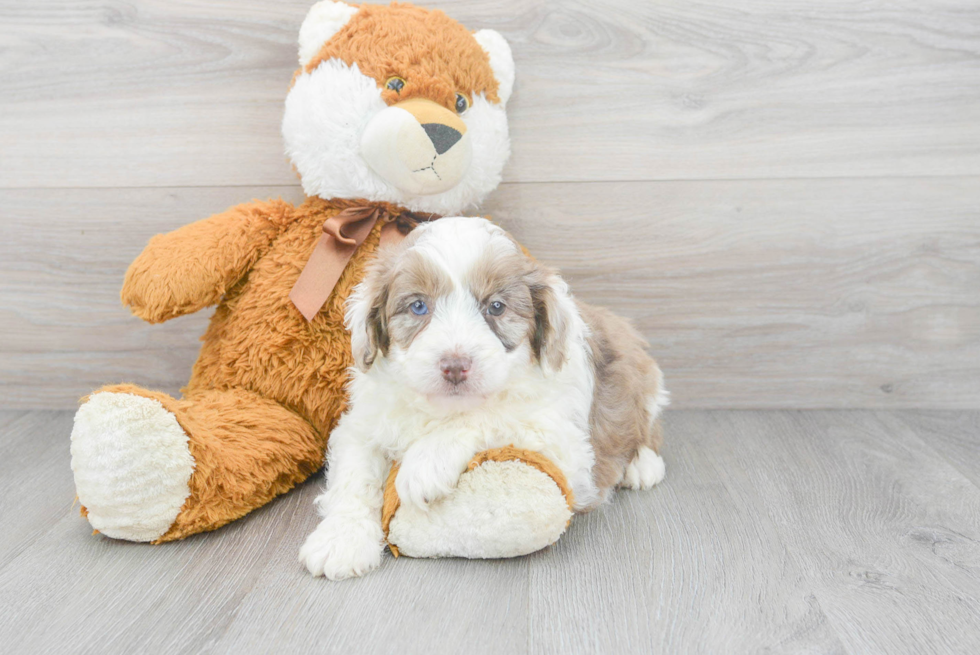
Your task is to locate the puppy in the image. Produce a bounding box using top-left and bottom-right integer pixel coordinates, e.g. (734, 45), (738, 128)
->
(300, 217), (667, 579)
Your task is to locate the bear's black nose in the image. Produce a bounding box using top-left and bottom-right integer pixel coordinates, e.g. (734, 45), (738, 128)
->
(421, 123), (462, 155)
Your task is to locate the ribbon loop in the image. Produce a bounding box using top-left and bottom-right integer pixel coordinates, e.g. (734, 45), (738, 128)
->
(324, 207), (381, 247)
(289, 203), (440, 322)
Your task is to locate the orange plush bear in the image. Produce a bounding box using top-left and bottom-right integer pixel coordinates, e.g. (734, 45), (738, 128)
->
(70, 2), (574, 556)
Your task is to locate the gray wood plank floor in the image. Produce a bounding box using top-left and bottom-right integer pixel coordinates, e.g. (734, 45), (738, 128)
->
(2, 409), (978, 654)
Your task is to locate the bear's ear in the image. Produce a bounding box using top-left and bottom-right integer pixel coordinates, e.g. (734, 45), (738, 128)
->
(473, 29), (515, 106)
(298, 1), (359, 68)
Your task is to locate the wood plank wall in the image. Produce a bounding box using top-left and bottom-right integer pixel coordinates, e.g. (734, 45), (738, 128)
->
(2, 0), (978, 409)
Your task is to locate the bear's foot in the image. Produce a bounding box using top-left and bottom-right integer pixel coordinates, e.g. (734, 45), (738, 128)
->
(383, 447), (574, 559)
(72, 385), (325, 543)
(71, 391), (194, 542)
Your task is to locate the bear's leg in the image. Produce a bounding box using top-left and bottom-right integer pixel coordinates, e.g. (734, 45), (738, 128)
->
(383, 448), (576, 559)
(71, 384), (323, 543)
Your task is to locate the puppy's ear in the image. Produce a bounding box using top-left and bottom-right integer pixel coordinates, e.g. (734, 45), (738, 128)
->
(346, 259), (391, 371)
(526, 263), (574, 372)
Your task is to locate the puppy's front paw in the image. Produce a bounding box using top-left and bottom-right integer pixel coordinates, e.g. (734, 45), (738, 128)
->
(299, 516), (383, 580)
(395, 444), (468, 509)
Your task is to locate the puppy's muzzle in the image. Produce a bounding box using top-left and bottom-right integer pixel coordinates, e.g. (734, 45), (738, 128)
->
(360, 97), (472, 196)
(439, 355), (472, 385)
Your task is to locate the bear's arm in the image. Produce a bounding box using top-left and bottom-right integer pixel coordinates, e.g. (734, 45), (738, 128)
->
(121, 199), (292, 323)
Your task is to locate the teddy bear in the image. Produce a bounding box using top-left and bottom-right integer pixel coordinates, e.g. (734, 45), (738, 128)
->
(69, 0), (575, 558)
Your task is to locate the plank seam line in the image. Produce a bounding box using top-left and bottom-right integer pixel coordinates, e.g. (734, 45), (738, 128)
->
(2, 174), (980, 192)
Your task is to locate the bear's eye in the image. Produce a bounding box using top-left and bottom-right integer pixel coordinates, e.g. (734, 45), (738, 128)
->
(455, 93), (469, 114)
(487, 301), (505, 317)
(410, 299), (428, 316)
(386, 77), (405, 93)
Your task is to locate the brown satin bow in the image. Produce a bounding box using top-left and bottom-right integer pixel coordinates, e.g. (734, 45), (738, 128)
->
(289, 204), (439, 321)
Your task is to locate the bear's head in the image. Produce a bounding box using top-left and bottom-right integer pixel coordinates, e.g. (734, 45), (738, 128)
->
(283, 1), (514, 216)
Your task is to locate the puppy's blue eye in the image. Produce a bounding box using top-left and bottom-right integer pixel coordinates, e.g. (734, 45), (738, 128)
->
(410, 300), (429, 315)
(487, 301), (505, 316)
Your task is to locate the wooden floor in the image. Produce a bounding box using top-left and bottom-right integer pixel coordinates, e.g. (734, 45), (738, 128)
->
(1, 409), (978, 654)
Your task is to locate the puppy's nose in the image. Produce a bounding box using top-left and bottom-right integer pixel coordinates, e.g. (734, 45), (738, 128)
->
(439, 356), (472, 384)
(422, 123), (462, 155)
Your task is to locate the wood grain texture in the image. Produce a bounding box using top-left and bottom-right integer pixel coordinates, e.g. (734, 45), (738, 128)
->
(3, 410), (980, 653)
(492, 177), (980, 410)
(2, 178), (978, 409)
(212, 523), (530, 655)
(712, 411), (980, 655)
(2, 0), (979, 188)
(878, 410), (980, 490)
(526, 417), (846, 654)
(0, 185), (305, 406)
(0, 411), (75, 568)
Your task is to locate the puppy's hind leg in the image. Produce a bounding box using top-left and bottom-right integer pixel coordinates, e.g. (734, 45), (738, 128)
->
(620, 444), (666, 490)
(620, 393), (668, 491)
